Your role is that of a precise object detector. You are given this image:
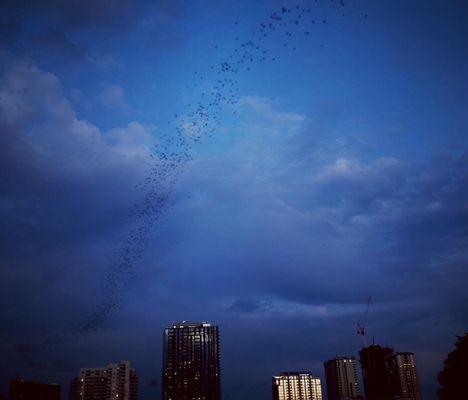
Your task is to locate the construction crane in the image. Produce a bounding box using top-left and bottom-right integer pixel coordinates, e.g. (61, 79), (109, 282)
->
(356, 296), (372, 346)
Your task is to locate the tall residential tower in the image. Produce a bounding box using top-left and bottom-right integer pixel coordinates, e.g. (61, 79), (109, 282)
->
(386, 352), (421, 400)
(359, 345), (394, 400)
(359, 345), (422, 400)
(324, 357), (361, 400)
(162, 322), (221, 400)
(272, 372), (322, 400)
(69, 360), (138, 400)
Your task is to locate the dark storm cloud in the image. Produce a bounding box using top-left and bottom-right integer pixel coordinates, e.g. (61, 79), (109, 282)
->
(0, 1), (130, 64)
(36, 29), (87, 61)
(0, 16), (20, 45)
(227, 299), (273, 314)
(0, 60), (160, 360)
(0, 63), (150, 251)
(0, 0), (186, 66)
(1, 0), (134, 29)
(152, 97), (468, 312)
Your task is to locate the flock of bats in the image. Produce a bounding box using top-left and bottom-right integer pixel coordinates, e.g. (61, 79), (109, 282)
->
(16, 0), (369, 362)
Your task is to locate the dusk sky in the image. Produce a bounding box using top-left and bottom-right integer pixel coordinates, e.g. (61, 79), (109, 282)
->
(0, 0), (467, 399)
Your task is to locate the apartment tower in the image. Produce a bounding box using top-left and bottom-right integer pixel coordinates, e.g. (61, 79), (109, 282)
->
(272, 372), (322, 400)
(69, 360), (138, 400)
(386, 352), (421, 400)
(324, 357), (361, 400)
(162, 322), (221, 400)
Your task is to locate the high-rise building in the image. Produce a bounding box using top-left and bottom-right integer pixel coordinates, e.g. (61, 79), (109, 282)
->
(69, 360), (138, 400)
(324, 357), (361, 400)
(385, 352), (421, 400)
(162, 322), (221, 400)
(8, 378), (61, 400)
(272, 372), (323, 400)
(359, 345), (394, 400)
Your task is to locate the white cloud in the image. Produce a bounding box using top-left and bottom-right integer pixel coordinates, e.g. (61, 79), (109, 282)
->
(0, 61), (164, 249)
(99, 83), (131, 111)
(0, 63), (157, 177)
(239, 95), (306, 125)
(0, 64), (74, 126)
(106, 121), (158, 158)
(312, 156), (403, 184)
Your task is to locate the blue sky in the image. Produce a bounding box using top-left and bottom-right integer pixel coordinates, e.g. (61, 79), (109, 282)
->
(0, 1), (467, 399)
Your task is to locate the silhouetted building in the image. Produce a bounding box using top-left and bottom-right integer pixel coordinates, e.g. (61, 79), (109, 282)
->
(272, 372), (322, 400)
(9, 378), (60, 400)
(324, 357), (361, 400)
(69, 360), (138, 400)
(386, 353), (421, 400)
(162, 321), (221, 400)
(359, 345), (394, 400)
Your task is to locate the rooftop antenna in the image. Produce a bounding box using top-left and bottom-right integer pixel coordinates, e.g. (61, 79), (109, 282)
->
(356, 296), (372, 347)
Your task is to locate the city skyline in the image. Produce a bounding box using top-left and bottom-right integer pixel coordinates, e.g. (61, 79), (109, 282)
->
(2, 321), (433, 400)
(1, 0), (467, 399)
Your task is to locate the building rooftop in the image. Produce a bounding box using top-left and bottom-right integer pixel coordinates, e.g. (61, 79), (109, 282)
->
(325, 356), (356, 362)
(274, 372), (319, 377)
(170, 321), (211, 328)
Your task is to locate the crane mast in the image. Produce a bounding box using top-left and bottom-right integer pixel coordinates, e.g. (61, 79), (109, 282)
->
(357, 295), (372, 346)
